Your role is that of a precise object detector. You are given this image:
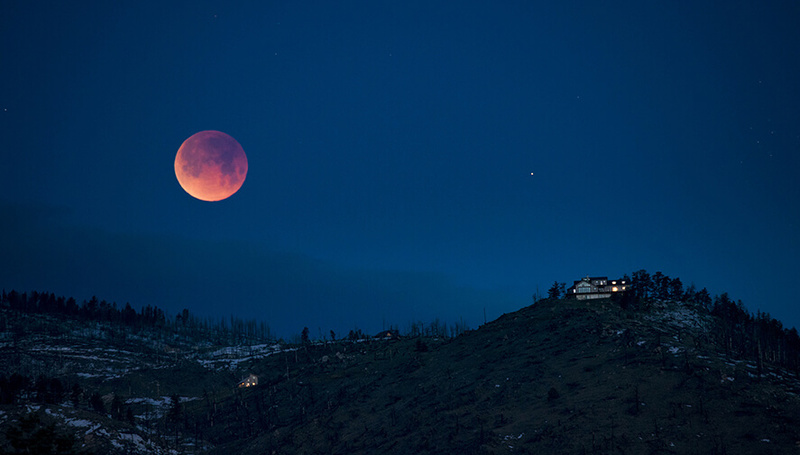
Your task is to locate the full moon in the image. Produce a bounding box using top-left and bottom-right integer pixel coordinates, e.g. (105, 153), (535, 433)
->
(174, 130), (248, 201)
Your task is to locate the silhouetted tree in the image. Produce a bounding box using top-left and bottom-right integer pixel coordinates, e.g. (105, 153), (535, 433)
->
(34, 376), (50, 404)
(4, 413), (80, 455)
(348, 329), (365, 341)
(121, 302), (137, 326)
(683, 282), (697, 301)
(668, 277), (683, 300)
(111, 394), (125, 420)
(70, 384), (83, 408)
(631, 270), (651, 301)
(696, 288), (712, 310)
(0, 374), (28, 404)
(167, 394), (182, 425)
(89, 392), (105, 414)
(651, 271), (666, 299)
(547, 281), (562, 299)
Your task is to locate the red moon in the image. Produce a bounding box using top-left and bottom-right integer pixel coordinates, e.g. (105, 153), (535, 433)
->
(174, 130), (248, 201)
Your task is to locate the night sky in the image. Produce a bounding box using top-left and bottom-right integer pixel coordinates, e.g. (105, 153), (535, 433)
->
(2, 1), (799, 338)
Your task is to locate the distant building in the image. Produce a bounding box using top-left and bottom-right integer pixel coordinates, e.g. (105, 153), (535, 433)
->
(566, 276), (629, 300)
(238, 374), (258, 388)
(374, 330), (400, 340)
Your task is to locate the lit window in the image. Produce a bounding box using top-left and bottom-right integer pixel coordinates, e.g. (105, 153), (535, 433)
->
(612, 287), (618, 292)
(612, 281), (616, 285)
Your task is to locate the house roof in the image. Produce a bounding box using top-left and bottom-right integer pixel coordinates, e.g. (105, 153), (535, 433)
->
(570, 276), (608, 285)
(567, 276), (629, 292)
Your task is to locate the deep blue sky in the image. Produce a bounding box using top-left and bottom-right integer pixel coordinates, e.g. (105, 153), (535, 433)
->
(2, 1), (799, 338)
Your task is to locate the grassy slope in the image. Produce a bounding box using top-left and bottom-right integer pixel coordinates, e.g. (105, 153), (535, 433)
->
(3, 298), (799, 454)
(202, 299), (800, 454)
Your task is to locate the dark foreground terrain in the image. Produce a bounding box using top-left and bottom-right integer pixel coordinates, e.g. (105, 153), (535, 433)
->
(2, 296), (800, 454)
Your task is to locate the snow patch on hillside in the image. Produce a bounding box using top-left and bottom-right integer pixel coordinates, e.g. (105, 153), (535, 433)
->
(197, 343), (294, 371)
(646, 301), (710, 332)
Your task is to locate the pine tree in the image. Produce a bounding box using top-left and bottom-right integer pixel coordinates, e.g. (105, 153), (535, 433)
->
(548, 281), (562, 299)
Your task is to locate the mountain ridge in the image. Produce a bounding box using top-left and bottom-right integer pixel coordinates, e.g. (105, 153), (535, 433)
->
(2, 293), (800, 454)
(203, 297), (800, 454)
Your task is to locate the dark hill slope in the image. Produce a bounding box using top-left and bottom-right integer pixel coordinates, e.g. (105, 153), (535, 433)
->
(204, 299), (800, 454)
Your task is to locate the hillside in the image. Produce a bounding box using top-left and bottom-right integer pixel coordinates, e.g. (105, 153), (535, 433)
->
(0, 305), (275, 454)
(202, 298), (800, 454)
(2, 295), (800, 454)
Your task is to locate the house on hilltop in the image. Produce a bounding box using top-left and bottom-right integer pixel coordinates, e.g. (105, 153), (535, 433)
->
(238, 374), (258, 388)
(566, 276), (629, 300)
(374, 330), (400, 340)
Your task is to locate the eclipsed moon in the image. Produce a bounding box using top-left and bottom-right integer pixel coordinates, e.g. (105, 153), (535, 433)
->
(174, 130), (248, 201)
